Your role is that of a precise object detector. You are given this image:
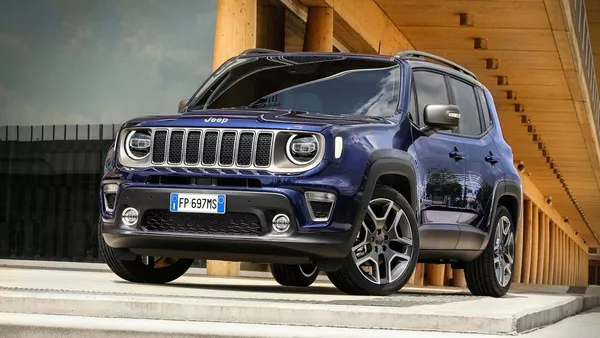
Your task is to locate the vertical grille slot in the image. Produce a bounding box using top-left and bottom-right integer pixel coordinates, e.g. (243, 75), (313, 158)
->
(202, 131), (219, 165)
(185, 131), (202, 164)
(255, 133), (273, 167)
(236, 132), (254, 166)
(168, 131), (184, 164)
(219, 131), (236, 166)
(152, 131), (167, 163)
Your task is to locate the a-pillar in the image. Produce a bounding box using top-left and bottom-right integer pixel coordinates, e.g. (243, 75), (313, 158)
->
(303, 6), (333, 52)
(207, 0), (257, 277)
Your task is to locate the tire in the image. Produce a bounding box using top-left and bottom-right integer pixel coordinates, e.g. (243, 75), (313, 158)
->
(464, 205), (515, 297)
(326, 185), (419, 296)
(270, 263), (319, 287)
(98, 220), (194, 284)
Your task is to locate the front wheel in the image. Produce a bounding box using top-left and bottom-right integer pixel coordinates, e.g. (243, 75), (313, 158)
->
(327, 185), (419, 296)
(464, 205), (515, 297)
(98, 221), (194, 284)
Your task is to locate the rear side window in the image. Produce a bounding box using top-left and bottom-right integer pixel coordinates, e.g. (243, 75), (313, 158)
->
(413, 71), (449, 125)
(477, 88), (492, 129)
(448, 78), (482, 136)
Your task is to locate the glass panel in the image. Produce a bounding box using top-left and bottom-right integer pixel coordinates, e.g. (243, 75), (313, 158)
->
(194, 58), (402, 117)
(449, 78), (482, 136)
(413, 71), (449, 122)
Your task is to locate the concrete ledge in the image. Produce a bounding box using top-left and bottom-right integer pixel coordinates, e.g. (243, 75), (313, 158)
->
(0, 313), (496, 338)
(0, 287), (598, 334)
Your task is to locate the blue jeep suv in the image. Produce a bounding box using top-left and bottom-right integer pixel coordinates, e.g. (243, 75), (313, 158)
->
(99, 49), (522, 297)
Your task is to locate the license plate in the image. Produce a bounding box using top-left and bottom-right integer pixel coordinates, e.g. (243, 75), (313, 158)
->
(169, 193), (226, 214)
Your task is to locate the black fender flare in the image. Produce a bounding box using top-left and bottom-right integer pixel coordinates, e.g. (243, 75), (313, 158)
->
(479, 179), (522, 250)
(348, 149), (419, 243)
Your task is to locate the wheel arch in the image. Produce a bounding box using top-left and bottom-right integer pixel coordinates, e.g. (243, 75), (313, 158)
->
(493, 180), (522, 233)
(352, 149), (419, 232)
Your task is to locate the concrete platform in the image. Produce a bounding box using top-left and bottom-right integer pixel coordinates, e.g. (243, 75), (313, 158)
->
(0, 261), (599, 336)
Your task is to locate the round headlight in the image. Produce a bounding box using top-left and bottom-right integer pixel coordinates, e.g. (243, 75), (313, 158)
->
(125, 130), (152, 160)
(286, 134), (319, 165)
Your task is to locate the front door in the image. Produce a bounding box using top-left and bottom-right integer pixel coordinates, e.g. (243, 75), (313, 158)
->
(410, 70), (468, 251)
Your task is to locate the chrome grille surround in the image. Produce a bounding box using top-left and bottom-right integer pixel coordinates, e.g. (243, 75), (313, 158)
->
(117, 127), (325, 174)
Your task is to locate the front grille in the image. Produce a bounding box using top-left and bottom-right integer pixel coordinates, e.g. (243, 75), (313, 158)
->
(142, 210), (262, 236)
(151, 128), (274, 169)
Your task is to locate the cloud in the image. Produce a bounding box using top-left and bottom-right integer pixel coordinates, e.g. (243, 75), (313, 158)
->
(63, 22), (96, 57)
(0, 33), (28, 53)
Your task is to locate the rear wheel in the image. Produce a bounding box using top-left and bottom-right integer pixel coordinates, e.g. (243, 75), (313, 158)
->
(327, 185), (419, 296)
(270, 263), (319, 287)
(464, 206), (515, 297)
(98, 221), (193, 284)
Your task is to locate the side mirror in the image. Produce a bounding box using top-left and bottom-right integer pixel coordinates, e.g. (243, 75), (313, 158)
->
(178, 99), (189, 113)
(423, 104), (460, 130)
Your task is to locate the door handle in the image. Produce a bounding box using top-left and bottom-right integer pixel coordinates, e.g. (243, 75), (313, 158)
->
(485, 151), (500, 165)
(449, 147), (466, 160)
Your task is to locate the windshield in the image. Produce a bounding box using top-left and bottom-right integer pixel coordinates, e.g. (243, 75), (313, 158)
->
(190, 56), (401, 117)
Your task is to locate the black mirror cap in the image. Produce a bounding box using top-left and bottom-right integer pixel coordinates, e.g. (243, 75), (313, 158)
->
(424, 104), (460, 129)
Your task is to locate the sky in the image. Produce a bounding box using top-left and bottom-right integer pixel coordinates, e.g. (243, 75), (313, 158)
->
(0, 0), (217, 127)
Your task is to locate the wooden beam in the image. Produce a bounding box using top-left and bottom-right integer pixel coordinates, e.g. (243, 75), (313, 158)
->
(303, 6), (333, 51)
(298, 0), (413, 55)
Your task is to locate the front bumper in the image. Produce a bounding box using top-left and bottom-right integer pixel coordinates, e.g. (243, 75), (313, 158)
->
(101, 186), (356, 263)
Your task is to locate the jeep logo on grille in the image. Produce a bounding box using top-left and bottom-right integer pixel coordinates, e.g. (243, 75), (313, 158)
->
(205, 117), (228, 124)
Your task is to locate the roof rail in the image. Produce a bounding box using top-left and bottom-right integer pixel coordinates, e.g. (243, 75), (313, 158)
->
(239, 48), (282, 56)
(395, 50), (477, 80)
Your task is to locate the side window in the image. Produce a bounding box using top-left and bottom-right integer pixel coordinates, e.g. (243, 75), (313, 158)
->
(413, 71), (449, 126)
(476, 88), (492, 129)
(449, 77), (482, 136)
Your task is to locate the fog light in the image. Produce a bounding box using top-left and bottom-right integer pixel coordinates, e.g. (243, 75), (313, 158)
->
(122, 207), (139, 226)
(272, 214), (291, 233)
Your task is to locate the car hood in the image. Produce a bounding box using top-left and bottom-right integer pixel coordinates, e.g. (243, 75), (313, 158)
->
(123, 109), (390, 131)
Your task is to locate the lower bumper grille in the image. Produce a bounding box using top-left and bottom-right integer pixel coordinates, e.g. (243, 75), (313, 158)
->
(141, 210), (262, 236)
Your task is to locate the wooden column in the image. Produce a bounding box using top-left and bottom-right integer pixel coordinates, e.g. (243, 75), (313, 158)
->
(522, 200), (533, 283)
(452, 269), (467, 288)
(549, 221), (555, 285)
(530, 204), (539, 284)
(212, 0), (257, 70)
(303, 6), (333, 52)
(543, 215), (550, 284)
(558, 231), (563, 284)
(537, 212), (546, 284)
(426, 264), (445, 286)
(514, 206), (524, 283)
(257, 0), (285, 51)
(208, 0), (257, 277)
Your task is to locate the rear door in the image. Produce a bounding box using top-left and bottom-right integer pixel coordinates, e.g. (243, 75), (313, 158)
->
(445, 76), (504, 249)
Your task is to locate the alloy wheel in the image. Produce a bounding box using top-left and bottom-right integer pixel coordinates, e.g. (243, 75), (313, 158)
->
(351, 198), (414, 284)
(494, 215), (515, 287)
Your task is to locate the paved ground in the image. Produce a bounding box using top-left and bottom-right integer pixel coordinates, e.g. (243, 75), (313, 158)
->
(1, 262), (599, 336)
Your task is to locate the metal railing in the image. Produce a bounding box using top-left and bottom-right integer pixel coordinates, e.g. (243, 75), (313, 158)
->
(570, 0), (600, 132)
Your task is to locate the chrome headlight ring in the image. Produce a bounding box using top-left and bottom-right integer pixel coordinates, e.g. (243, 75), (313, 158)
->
(285, 133), (320, 166)
(124, 130), (152, 161)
